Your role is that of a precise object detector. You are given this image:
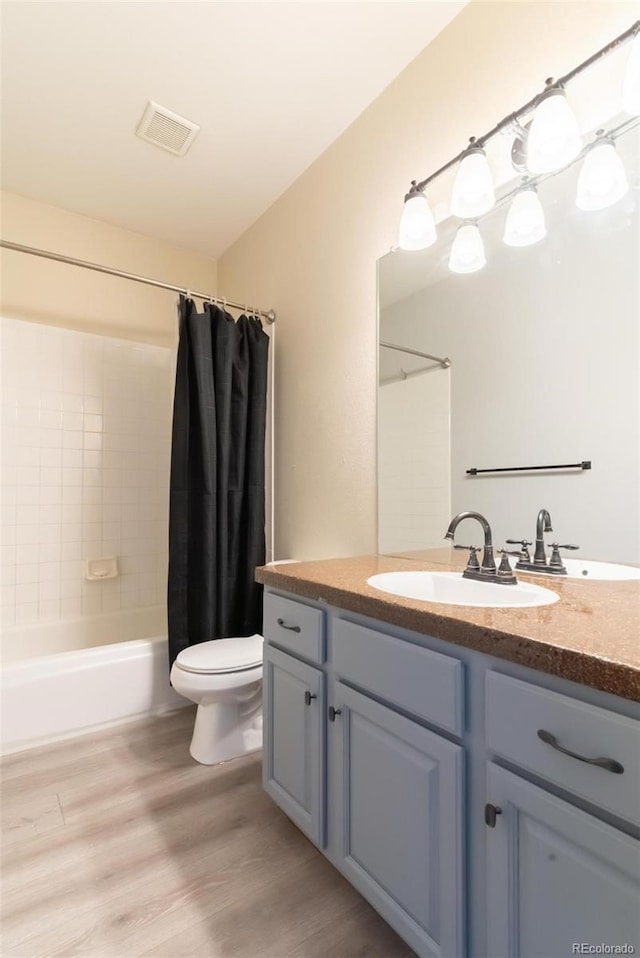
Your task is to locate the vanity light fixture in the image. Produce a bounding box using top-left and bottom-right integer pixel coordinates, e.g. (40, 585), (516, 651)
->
(526, 83), (582, 174)
(397, 20), (640, 264)
(398, 184), (437, 250)
(449, 223), (486, 274)
(450, 139), (495, 218)
(622, 32), (640, 115)
(503, 183), (546, 247)
(576, 133), (629, 211)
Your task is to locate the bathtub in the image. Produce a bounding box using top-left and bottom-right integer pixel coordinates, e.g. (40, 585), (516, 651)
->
(1, 606), (188, 755)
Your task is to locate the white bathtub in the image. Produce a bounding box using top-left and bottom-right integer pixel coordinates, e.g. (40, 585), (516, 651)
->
(1, 607), (188, 755)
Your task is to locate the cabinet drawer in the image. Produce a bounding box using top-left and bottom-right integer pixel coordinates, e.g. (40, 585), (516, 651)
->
(332, 618), (464, 736)
(264, 592), (325, 664)
(486, 671), (640, 826)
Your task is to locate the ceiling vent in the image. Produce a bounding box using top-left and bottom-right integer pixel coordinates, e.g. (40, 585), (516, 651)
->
(135, 101), (200, 157)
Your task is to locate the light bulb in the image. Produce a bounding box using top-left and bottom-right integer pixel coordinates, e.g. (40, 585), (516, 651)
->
(450, 146), (495, 218)
(576, 138), (629, 211)
(398, 191), (437, 250)
(527, 86), (582, 174)
(503, 187), (546, 247)
(449, 223), (486, 274)
(622, 33), (640, 115)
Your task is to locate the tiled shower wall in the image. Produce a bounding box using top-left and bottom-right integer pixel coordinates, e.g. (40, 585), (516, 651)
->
(378, 369), (451, 554)
(1, 318), (174, 629)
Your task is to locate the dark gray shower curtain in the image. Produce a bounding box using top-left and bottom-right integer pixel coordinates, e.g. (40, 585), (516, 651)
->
(168, 296), (270, 667)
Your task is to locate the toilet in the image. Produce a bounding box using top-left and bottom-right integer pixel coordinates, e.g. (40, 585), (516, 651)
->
(170, 634), (263, 766)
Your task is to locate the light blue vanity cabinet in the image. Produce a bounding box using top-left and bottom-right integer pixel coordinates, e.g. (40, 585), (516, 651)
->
(263, 643), (325, 847)
(485, 671), (640, 957)
(262, 587), (640, 958)
(485, 763), (640, 957)
(330, 681), (464, 958)
(263, 593), (466, 958)
(262, 593), (327, 847)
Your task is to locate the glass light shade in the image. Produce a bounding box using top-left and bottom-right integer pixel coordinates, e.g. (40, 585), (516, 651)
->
(449, 224), (486, 274)
(398, 192), (437, 250)
(503, 188), (546, 247)
(622, 33), (640, 115)
(576, 140), (629, 211)
(527, 88), (582, 174)
(450, 148), (495, 218)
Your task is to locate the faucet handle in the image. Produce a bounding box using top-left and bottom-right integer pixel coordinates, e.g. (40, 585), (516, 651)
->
(497, 550), (518, 583)
(454, 543), (481, 572)
(549, 542), (579, 570)
(506, 538), (532, 559)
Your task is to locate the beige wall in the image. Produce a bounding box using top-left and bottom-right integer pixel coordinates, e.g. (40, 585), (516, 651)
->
(218, 1), (636, 561)
(1, 191), (217, 347)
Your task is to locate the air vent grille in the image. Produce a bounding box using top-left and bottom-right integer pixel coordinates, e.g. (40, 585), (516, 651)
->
(135, 101), (200, 156)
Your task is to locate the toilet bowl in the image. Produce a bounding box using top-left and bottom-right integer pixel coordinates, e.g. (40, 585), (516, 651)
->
(170, 634), (263, 766)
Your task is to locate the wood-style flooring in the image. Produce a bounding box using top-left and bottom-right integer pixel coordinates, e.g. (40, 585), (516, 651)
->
(1, 707), (415, 958)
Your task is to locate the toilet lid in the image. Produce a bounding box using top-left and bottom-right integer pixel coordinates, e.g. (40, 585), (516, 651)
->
(176, 634), (263, 674)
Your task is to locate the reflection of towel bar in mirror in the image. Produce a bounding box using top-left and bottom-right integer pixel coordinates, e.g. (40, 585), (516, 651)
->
(467, 461), (592, 476)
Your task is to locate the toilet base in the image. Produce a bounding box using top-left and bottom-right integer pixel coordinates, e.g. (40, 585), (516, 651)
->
(190, 695), (262, 766)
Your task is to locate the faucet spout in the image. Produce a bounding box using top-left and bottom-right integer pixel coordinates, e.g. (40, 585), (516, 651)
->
(534, 509), (553, 566)
(445, 511), (496, 572)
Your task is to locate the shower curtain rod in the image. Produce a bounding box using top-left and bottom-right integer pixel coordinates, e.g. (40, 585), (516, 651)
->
(0, 240), (276, 324)
(380, 340), (451, 368)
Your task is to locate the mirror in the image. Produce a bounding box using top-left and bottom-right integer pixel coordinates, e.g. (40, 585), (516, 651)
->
(377, 119), (639, 565)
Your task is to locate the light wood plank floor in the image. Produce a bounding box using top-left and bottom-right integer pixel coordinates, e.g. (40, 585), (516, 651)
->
(1, 707), (415, 958)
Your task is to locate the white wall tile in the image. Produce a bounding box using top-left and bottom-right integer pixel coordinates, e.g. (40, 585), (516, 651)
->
(15, 602), (39, 625)
(39, 599), (61, 620)
(61, 596), (82, 618)
(2, 318), (173, 629)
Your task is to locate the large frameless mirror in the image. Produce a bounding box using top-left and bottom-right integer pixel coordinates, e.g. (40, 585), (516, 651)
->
(377, 116), (639, 564)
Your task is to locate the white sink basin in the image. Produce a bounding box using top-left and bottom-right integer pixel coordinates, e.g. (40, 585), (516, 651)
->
(526, 558), (640, 581)
(367, 571), (559, 609)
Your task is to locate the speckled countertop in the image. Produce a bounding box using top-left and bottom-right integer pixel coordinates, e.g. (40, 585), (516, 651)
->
(256, 549), (640, 702)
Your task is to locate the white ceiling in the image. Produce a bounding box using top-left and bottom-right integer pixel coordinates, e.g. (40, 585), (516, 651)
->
(0, 1), (466, 259)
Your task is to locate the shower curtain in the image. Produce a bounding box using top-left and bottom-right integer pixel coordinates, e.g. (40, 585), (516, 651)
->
(168, 296), (270, 667)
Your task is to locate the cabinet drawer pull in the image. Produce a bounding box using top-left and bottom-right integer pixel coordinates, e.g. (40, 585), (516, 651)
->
(277, 617), (301, 633)
(328, 707), (342, 722)
(304, 691), (317, 706)
(537, 729), (624, 775)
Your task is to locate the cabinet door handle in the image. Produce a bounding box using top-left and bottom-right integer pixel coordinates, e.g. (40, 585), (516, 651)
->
(328, 707), (342, 722)
(304, 691), (317, 706)
(537, 729), (624, 775)
(484, 803), (502, 828)
(277, 617), (301, 633)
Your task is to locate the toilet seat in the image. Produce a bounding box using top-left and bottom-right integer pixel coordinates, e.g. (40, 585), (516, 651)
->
(175, 634), (263, 675)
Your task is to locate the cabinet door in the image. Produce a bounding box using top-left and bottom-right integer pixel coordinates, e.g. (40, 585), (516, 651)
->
(486, 763), (640, 958)
(262, 644), (325, 846)
(332, 682), (465, 958)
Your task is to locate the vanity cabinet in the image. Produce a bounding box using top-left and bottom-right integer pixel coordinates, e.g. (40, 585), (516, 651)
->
(262, 588), (640, 958)
(331, 681), (464, 958)
(262, 643), (325, 846)
(485, 670), (640, 956)
(485, 763), (640, 957)
(263, 595), (466, 958)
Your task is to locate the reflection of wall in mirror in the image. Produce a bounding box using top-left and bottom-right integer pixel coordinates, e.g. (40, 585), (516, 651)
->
(378, 368), (450, 554)
(379, 192), (639, 564)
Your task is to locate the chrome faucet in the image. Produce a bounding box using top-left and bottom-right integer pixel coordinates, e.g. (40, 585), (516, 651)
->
(534, 509), (553, 566)
(445, 511), (516, 584)
(506, 508), (579, 574)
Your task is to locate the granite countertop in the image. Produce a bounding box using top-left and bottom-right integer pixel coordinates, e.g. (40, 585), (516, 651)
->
(256, 549), (640, 702)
